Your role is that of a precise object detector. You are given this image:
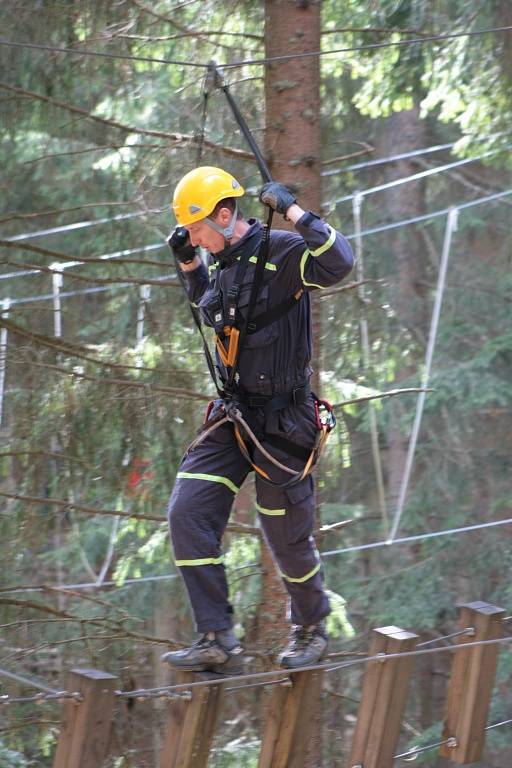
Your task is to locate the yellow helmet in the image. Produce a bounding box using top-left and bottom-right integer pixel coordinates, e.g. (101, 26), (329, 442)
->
(172, 166), (244, 226)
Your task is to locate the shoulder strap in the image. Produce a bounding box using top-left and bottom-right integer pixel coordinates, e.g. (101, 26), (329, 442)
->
(224, 210), (274, 393)
(247, 288), (304, 334)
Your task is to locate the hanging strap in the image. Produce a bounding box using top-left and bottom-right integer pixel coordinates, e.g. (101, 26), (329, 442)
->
(173, 259), (224, 397)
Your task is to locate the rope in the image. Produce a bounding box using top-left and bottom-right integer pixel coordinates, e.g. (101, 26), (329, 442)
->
(0, 38), (207, 68)
(416, 628), (474, 647)
(116, 635), (512, 697)
(485, 718), (512, 732)
(394, 736), (456, 760)
(387, 207), (459, 543)
(1, 691), (82, 706)
(326, 150), (500, 206)
(352, 193), (388, 533)
(394, 717), (512, 761)
(220, 26), (512, 70)
(1, 25), (511, 71)
(2, 637), (511, 705)
(2, 139), (498, 246)
(4, 187), (511, 305)
(0, 243), (167, 282)
(322, 517), (512, 557)
(4, 208), (165, 243)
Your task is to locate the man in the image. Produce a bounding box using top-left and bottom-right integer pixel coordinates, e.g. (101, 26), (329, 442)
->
(162, 166), (353, 674)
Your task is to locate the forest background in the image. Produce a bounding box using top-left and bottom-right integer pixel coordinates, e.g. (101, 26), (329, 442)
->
(1, 1), (511, 766)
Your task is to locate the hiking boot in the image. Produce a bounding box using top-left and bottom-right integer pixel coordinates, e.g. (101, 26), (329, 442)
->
(278, 621), (328, 670)
(161, 630), (245, 674)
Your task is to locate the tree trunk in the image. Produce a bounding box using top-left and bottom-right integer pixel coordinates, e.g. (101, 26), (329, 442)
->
(264, 4), (323, 765)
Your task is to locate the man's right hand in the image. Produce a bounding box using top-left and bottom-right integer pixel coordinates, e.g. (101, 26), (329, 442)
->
(167, 226), (196, 264)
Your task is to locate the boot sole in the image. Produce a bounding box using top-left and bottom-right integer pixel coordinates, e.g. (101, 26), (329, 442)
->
(279, 650), (327, 670)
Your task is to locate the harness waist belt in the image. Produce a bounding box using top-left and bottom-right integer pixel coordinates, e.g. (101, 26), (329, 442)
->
(222, 382), (310, 412)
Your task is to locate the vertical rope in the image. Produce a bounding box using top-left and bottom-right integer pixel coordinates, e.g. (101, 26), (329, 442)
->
(135, 284), (151, 368)
(51, 267), (63, 338)
(353, 193), (389, 534)
(0, 298), (10, 428)
(387, 207), (459, 543)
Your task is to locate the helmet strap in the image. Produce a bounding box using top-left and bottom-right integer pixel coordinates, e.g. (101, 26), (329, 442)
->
(205, 201), (238, 241)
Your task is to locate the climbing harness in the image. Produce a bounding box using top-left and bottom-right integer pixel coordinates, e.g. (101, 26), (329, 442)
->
(187, 395), (336, 489)
(171, 61), (336, 486)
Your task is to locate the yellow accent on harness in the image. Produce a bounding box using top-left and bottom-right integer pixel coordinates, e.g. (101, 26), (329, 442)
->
(256, 504), (286, 516)
(175, 556), (224, 567)
(280, 562), (321, 583)
(176, 471), (239, 494)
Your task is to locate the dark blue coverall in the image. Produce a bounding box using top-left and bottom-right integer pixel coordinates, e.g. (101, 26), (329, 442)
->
(168, 211), (353, 633)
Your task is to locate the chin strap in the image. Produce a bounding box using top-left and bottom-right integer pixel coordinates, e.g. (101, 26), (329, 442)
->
(205, 200), (239, 241)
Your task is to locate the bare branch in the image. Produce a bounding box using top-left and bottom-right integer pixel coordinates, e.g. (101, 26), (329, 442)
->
(0, 81), (253, 163)
(22, 143), (167, 165)
(322, 143), (374, 166)
(1, 317), (204, 376)
(0, 493), (259, 538)
(1, 258), (180, 286)
(334, 387), (431, 408)
(0, 239), (171, 269)
(0, 200), (138, 225)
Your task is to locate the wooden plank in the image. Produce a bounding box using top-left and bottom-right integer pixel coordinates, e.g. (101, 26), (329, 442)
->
(53, 668), (117, 768)
(257, 679), (291, 768)
(258, 670), (324, 768)
(160, 672), (194, 768)
(347, 627), (389, 764)
(440, 601), (504, 764)
(160, 673), (224, 768)
(348, 626), (418, 768)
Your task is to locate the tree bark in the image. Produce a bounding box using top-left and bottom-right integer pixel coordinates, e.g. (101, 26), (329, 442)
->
(263, 4), (324, 766)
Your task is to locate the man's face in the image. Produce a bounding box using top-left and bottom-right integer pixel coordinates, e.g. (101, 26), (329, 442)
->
(185, 207), (231, 254)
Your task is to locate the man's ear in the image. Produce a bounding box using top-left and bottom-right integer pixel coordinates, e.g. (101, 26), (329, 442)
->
(216, 206), (233, 226)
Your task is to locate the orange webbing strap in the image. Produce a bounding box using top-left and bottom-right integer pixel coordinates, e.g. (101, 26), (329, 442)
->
(215, 326), (240, 368)
(233, 422), (325, 487)
(234, 423), (272, 481)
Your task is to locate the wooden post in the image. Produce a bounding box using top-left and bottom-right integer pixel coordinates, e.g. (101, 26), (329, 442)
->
(258, 669), (323, 768)
(440, 601), (504, 764)
(53, 668), (117, 768)
(160, 672), (224, 768)
(348, 625), (418, 768)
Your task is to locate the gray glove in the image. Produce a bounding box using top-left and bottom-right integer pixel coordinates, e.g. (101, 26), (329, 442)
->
(167, 226), (196, 264)
(259, 182), (297, 216)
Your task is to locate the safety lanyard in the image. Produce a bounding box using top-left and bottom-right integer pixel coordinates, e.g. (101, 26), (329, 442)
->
(178, 63), (274, 397)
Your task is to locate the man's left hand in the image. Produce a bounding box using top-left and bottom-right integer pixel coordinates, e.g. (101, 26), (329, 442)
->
(259, 182), (297, 216)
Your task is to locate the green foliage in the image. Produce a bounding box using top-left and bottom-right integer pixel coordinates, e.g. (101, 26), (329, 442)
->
(0, 743), (29, 768)
(2, 1), (512, 765)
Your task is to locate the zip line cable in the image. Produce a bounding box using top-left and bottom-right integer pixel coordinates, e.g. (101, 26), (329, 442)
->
(2, 517), (511, 596)
(2, 636), (511, 704)
(220, 25), (512, 69)
(2, 160), (510, 286)
(326, 150), (500, 206)
(386, 207), (458, 544)
(4, 208), (166, 243)
(0, 152), (461, 247)
(1, 25), (511, 71)
(322, 516), (512, 558)
(1, 138), (497, 245)
(0, 667), (59, 695)
(3, 186), (511, 297)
